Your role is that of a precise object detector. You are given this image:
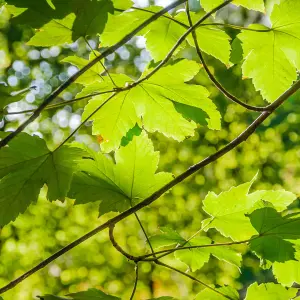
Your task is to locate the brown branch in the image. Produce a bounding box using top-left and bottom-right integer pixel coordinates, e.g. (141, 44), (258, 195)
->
(185, 4), (268, 112)
(130, 264), (139, 300)
(0, 0), (186, 149)
(1, 79), (299, 295)
(109, 225), (139, 262)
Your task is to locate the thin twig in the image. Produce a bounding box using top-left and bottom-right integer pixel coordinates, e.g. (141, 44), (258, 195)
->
(0, 0), (186, 149)
(5, 90), (115, 115)
(116, 7), (271, 33)
(84, 38), (117, 87)
(140, 239), (250, 260)
(1, 79), (299, 295)
(185, 3), (268, 112)
(130, 264), (139, 300)
(134, 212), (156, 256)
(155, 260), (234, 299)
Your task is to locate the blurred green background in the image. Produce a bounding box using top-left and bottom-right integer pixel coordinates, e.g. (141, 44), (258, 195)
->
(0, 0), (299, 299)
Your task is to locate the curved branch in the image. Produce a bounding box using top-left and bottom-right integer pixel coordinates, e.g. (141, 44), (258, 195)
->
(185, 5), (268, 112)
(109, 225), (139, 262)
(129, 0), (233, 88)
(1, 79), (299, 295)
(0, 0), (186, 149)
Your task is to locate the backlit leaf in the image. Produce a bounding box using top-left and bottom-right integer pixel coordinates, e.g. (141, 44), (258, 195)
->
(80, 60), (220, 152)
(238, 0), (300, 102)
(69, 132), (173, 215)
(245, 283), (297, 300)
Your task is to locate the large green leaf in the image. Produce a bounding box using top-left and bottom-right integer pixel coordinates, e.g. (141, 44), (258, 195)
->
(202, 174), (297, 241)
(5, 0), (131, 46)
(69, 132), (173, 215)
(150, 227), (241, 272)
(195, 286), (239, 300)
(0, 133), (84, 226)
(79, 60), (221, 152)
(238, 0), (300, 102)
(249, 208), (300, 262)
(245, 283), (297, 300)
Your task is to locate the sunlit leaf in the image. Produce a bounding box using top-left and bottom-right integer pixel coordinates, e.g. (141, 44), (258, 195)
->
(245, 282), (297, 300)
(238, 0), (300, 102)
(80, 60), (220, 152)
(69, 132), (173, 215)
(195, 286), (239, 300)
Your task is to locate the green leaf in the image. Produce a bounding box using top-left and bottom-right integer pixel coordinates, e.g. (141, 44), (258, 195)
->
(230, 38), (243, 64)
(150, 228), (241, 272)
(5, 0), (115, 46)
(202, 174), (259, 241)
(248, 190), (297, 212)
(80, 60), (221, 152)
(149, 227), (185, 249)
(195, 286), (239, 300)
(45, 0), (55, 10)
(245, 283), (297, 300)
(69, 132), (173, 215)
(174, 236), (211, 271)
(0, 133), (84, 226)
(249, 208), (300, 262)
(67, 288), (120, 299)
(200, 0), (264, 13)
(238, 0), (300, 102)
(120, 124), (142, 147)
(39, 289), (120, 300)
(38, 296), (69, 300)
(273, 259), (300, 287)
(176, 11), (232, 66)
(61, 53), (104, 85)
(232, 0), (265, 12)
(202, 174), (297, 241)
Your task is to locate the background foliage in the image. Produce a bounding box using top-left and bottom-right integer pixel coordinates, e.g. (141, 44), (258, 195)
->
(1, 0), (300, 299)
